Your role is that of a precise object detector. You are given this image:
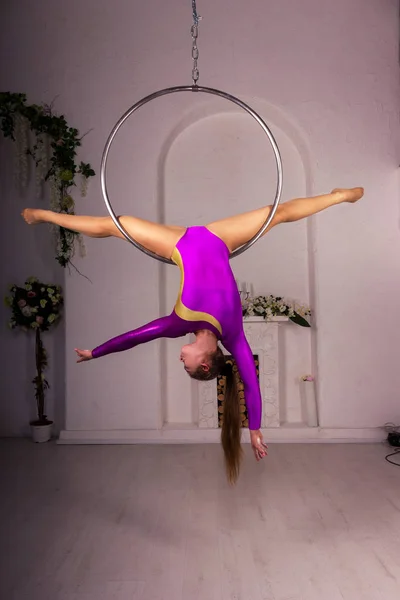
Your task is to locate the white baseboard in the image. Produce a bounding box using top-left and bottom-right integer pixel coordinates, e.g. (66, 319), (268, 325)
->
(57, 425), (385, 445)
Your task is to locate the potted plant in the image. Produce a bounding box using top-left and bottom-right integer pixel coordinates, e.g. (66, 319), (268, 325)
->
(5, 277), (63, 442)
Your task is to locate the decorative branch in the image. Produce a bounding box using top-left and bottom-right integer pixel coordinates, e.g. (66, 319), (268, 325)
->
(34, 328), (49, 423)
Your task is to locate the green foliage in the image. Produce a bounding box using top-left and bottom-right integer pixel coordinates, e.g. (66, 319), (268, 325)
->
(0, 92), (95, 267)
(288, 312), (311, 328)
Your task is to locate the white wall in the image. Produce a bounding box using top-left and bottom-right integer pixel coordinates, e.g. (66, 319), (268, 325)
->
(1, 0), (399, 436)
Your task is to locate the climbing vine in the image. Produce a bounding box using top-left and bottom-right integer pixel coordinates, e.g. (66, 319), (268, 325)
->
(0, 92), (95, 268)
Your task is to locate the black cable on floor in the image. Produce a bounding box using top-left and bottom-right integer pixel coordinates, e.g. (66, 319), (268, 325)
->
(385, 448), (400, 466)
(383, 423), (400, 466)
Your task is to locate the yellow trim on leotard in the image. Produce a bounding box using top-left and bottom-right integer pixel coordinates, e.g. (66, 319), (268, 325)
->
(171, 247), (223, 335)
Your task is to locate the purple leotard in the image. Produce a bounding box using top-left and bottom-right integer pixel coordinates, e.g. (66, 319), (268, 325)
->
(92, 227), (262, 430)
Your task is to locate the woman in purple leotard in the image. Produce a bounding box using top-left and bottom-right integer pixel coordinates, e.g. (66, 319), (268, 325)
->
(22, 186), (363, 482)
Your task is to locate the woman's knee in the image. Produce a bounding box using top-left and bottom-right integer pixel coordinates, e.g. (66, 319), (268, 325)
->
(273, 204), (287, 225)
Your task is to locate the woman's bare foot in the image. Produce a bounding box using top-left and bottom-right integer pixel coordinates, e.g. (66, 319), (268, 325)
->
(331, 187), (364, 204)
(21, 208), (48, 225)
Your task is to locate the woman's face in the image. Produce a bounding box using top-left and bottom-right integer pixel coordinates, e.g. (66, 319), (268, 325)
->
(180, 343), (209, 375)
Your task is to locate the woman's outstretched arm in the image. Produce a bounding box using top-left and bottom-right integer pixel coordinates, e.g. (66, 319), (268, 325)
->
(223, 331), (268, 461)
(75, 312), (188, 362)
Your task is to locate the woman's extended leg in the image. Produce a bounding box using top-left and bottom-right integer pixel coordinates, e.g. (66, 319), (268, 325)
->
(206, 187), (364, 252)
(21, 208), (186, 260)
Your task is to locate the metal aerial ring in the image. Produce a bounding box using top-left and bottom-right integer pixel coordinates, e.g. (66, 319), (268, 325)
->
(100, 85), (283, 265)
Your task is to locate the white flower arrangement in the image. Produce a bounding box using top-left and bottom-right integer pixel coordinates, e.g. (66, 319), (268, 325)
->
(242, 295), (311, 327)
(5, 276), (63, 332)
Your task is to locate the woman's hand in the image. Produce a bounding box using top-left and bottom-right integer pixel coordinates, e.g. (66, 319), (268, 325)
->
(250, 430), (268, 461)
(75, 348), (93, 363)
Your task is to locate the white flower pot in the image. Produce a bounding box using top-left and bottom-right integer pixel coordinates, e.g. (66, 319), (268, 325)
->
(30, 421), (53, 443)
(300, 381), (318, 427)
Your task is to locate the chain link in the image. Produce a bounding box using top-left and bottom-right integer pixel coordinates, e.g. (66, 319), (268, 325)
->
(191, 24), (199, 84)
(191, 0), (201, 85)
(192, 0), (200, 25)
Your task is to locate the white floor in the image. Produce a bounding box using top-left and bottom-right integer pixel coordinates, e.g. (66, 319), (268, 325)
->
(1, 440), (400, 600)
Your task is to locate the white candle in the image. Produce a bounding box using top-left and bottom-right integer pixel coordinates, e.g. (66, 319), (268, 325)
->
(300, 380), (318, 427)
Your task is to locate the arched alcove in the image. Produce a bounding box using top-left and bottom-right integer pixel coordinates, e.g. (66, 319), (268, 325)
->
(155, 98), (317, 427)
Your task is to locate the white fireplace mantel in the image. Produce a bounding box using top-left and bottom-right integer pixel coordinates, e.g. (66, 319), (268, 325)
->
(198, 316), (289, 429)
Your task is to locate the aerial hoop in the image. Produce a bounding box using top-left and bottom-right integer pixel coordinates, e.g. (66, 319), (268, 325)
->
(101, 3), (282, 264)
(100, 85), (283, 265)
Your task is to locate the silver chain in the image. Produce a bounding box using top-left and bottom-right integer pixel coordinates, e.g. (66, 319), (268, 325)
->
(191, 0), (201, 85)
